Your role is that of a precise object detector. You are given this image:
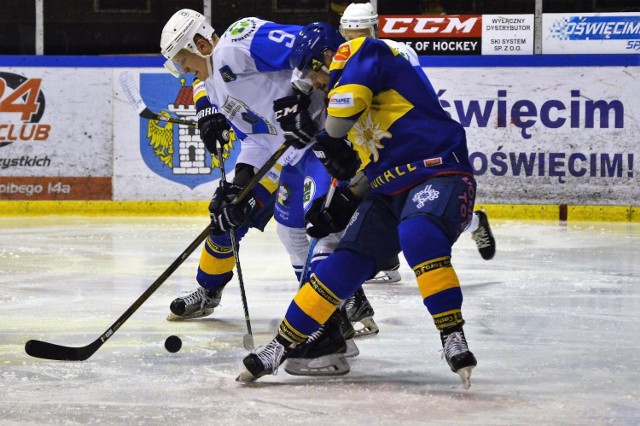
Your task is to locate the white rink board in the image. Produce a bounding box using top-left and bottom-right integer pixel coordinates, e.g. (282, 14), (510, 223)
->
(2, 56), (638, 205)
(426, 65), (639, 205)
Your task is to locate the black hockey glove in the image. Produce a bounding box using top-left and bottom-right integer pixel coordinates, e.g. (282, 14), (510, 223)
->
(208, 181), (257, 237)
(312, 132), (361, 181)
(273, 93), (318, 149)
(305, 186), (360, 238)
(197, 107), (231, 154)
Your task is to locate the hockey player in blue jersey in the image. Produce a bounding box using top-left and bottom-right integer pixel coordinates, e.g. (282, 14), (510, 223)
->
(238, 22), (479, 389)
(337, 2), (495, 262)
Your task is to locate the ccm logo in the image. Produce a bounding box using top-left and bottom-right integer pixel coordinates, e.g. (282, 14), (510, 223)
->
(275, 105), (298, 119)
(379, 15), (481, 38)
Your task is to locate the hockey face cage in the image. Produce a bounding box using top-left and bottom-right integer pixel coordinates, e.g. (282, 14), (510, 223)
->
(310, 56), (331, 74)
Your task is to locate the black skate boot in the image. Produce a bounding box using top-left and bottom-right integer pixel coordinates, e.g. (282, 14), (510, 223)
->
(284, 311), (351, 376)
(166, 286), (223, 321)
(365, 255), (401, 283)
(344, 287), (379, 338)
(440, 322), (477, 389)
(336, 306), (360, 357)
(471, 210), (496, 260)
(237, 335), (292, 383)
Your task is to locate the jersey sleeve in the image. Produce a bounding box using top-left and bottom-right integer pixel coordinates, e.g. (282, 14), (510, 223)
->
(326, 38), (393, 120)
(193, 78), (247, 141)
(250, 22), (302, 72)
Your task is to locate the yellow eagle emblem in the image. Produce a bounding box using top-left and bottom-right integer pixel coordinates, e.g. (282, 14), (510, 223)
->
(146, 111), (174, 168)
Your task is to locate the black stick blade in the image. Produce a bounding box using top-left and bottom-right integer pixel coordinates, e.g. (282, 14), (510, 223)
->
(25, 339), (99, 361)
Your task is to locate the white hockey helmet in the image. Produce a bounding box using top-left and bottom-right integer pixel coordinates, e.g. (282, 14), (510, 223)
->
(160, 9), (215, 77)
(339, 2), (378, 39)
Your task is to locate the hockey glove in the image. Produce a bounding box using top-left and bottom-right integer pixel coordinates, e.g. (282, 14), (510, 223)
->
(273, 93), (318, 149)
(312, 132), (361, 181)
(209, 181), (257, 236)
(305, 186), (360, 238)
(197, 107), (231, 154)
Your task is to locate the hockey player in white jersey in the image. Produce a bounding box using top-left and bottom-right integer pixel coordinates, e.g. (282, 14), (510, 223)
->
(160, 10), (313, 322)
(160, 10), (384, 373)
(338, 2), (496, 263)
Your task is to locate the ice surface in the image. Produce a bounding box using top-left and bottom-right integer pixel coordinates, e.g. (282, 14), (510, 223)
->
(1, 216), (639, 425)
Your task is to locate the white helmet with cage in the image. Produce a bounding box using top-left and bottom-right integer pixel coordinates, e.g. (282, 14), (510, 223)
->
(160, 9), (215, 77)
(339, 2), (379, 39)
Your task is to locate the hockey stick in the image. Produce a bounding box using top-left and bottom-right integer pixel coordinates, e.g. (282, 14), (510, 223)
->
(298, 178), (339, 287)
(24, 226), (210, 361)
(24, 141), (294, 361)
(119, 71), (197, 127)
(214, 138), (254, 351)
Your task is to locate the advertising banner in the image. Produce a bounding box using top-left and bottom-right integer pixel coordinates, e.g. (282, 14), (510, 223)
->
(379, 14), (534, 55)
(543, 12), (640, 54)
(0, 69), (112, 200)
(3, 55), (638, 206)
(481, 14), (534, 55)
(425, 60), (639, 205)
(379, 15), (483, 55)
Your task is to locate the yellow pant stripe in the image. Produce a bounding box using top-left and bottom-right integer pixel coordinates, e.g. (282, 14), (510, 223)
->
(198, 245), (235, 275)
(205, 237), (233, 255)
(308, 274), (341, 304)
(278, 319), (308, 344)
(414, 257), (460, 299)
(433, 310), (463, 330)
(293, 278), (340, 324)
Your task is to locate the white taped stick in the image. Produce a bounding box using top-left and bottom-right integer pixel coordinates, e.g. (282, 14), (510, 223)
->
(119, 71), (146, 115)
(119, 71), (197, 127)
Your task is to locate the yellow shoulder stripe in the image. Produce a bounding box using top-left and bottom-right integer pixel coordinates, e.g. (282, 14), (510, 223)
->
(330, 37), (366, 71)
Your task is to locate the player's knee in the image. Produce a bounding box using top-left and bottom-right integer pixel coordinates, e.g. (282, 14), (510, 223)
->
(399, 215), (451, 266)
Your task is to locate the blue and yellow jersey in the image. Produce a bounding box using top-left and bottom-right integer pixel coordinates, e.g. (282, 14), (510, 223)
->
(327, 37), (472, 195)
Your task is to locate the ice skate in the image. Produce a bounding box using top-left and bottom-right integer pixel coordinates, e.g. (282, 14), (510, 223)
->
(365, 266), (401, 283)
(344, 288), (379, 338)
(237, 337), (290, 383)
(335, 307), (360, 357)
(365, 255), (401, 283)
(471, 210), (496, 260)
(440, 323), (477, 389)
(166, 286), (223, 321)
(284, 314), (350, 376)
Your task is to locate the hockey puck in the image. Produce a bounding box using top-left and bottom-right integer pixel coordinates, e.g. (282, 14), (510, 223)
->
(164, 335), (182, 353)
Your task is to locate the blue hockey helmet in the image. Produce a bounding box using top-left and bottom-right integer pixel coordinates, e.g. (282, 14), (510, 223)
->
(290, 22), (345, 75)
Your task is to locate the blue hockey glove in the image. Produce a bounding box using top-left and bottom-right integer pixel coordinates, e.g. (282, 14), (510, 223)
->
(209, 181), (257, 236)
(312, 132), (361, 181)
(273, 93), (318, 149)
(197, 107), (231, 154)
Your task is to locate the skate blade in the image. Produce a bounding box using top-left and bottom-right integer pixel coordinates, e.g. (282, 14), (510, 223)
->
(345, 339), (360, 358)
(352, 317), (380, 338)
(457, 366), (474, 390)
(166, 308), (215, 321)
(236, 366), (258, 383)
(284, 354), (350, 376)
(364, 270), (401, 284)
